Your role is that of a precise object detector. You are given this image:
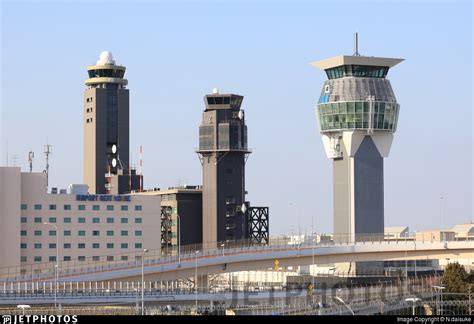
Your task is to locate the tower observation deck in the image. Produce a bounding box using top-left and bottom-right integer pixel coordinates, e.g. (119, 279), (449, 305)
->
(311, 41), (404, 250)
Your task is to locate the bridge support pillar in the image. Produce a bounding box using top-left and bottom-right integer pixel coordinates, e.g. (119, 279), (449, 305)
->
(197, 275), (208, 293)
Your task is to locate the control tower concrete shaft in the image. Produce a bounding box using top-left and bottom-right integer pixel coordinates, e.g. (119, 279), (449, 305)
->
(312, 52), (403, 242)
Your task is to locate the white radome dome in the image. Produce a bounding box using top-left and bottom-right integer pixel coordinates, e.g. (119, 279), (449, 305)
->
(97, 51), (115, 65)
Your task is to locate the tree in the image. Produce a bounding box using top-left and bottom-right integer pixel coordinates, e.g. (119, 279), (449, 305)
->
(443, 262), (469, 300)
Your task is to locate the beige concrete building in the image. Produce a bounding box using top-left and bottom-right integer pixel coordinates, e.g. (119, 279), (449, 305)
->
(415, 230), (455, 242)
(0, 167), (161, 269)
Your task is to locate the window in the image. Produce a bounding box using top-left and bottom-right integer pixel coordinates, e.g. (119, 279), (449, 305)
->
(34, 256), (42, 262)
(121, 256), (128, 261)
(93, 218), (100, 223)
(34, 243), (42, 249)
(135, 243), (142, 249)
(63, 243), (71, 249)
(78, 243), (85, 249)
(21, 217), (27, 223)
(92, 230), (100, 236)
(121, 205), (128, 211)
(49, 230), (56, 236)
(135, 230), (142, 236)
(34, 204), (42, 210)
(135, 205), (142, 211)
(135, 218), (142, 224)
(78, 217), (85, 223)
(48, 217), (56, 223)
(64, 230), (71, 236)
(107, 230), (114, 236)
(49, 243), (56, 249)
(121, 243), (128, 249)
(49, 256), (56, 262)
(34, 230), (41, 236)
(78, 256), (86, 261)
(92, 243), (100, 249)
(92, 256), (100, 261)
(107, 243), (114, 249)
(107, 256), (114, 261)
(34, 217), (42, 223)
(107, 205), (114, 211)
(20, 243), (27, 249)
(21, 230), (27, 236)
(78, 230), (85, 236)
(64, 205), (71, 210)
(64, 218), (71, 223)
(121, 230), (128, 236)
(92, 205), (100, 211)
(78, 205), (86, 211)
(49, 204), (56, 210)
(64, 256), (71, 261)
(107, 218), (114, 223)
(21, 204), (27, 210)
(121, 218), (128, 224)
(21, 256), (27, 262)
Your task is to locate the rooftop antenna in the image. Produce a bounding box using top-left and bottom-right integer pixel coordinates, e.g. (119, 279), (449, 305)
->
(44, 144), (52, 187)
(139, 145), (143, 192)
(11, 154), (19, 167)
(28, 151), (35, 172)
(353, 32), (360, 56)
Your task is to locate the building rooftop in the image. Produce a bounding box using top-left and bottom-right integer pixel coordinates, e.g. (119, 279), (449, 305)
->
(311, 55), (404, 70)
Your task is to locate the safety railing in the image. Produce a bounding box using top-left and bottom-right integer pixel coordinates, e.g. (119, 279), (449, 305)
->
(0, 232), (466, 282)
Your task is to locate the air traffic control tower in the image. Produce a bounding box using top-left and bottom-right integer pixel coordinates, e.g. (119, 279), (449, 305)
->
(83, 51), (140, 194)
(312, 36), (403, 248)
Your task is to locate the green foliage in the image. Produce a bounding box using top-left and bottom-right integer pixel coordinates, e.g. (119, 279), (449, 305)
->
(443, 262), (469, 295)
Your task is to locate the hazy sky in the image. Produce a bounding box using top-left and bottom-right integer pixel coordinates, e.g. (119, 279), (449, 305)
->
(1, 0), (472, 235)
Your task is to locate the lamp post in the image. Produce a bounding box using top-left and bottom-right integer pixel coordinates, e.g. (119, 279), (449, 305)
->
(440, 196), (446, 241)
(221, 243), (225, 257)
(195, 251), (200, 309)
(141, 248), (149, 315)
(43, 222), (58, 308)
(433, 285), (445, 315)
(405, 297), (421, 316)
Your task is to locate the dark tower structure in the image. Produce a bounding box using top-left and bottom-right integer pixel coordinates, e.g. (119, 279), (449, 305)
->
(83, 51), (140, 194)
(197, 89), (250, 246)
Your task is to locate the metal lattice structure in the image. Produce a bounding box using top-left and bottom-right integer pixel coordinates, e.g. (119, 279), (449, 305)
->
(160, 206), (173, 255)
(248, 207), (269, 244)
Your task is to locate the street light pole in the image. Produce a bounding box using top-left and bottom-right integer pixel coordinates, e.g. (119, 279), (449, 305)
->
(141, 248), (149, 315)
(221, 243), (225, 257)
(405, 298), (421, 316)
(195, 251), (200, 309)
(43, 222), (59, 308)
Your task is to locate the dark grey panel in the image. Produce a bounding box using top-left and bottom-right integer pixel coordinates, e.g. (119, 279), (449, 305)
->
(354, 136), (384, 235)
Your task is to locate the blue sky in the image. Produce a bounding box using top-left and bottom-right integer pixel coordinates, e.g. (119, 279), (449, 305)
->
(1, 0), (472, 234)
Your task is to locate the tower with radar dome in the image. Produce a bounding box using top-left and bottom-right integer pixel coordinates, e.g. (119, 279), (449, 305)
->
(83, 51), (140, 194)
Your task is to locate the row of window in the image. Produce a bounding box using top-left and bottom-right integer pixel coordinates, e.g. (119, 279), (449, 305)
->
(20, 217), (142, 224)
(325, 65), (389, 79)
(21, 242), (142, 249)
(20, 230), (142, 236)
(317, 101), (399, 132)
(21, 251), (143, 263)
(21, 204), (142, 211)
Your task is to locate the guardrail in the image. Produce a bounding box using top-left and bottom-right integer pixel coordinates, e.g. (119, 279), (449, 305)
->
(0, 232), (469, 282)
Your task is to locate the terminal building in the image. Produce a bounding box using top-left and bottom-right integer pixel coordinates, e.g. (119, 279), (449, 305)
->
(0, 167), (161, 269)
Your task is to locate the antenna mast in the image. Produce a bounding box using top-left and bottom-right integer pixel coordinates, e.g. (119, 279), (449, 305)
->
(139, 145), (143, 192)
(44, 144), (52, 187)
(353, 32), (360, 56)
(28, 151), (35, 172)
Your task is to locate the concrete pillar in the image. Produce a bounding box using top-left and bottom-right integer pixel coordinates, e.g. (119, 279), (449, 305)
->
(197, 275), (208, 293)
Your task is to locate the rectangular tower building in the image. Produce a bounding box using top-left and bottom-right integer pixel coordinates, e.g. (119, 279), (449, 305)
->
(83, 51), (140, 194)
(197, 90), (250, 246)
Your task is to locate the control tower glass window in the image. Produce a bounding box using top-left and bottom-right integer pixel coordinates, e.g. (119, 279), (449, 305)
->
(325, 65), (389, 79)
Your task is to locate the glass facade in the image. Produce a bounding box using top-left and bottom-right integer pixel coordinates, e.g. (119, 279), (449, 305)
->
(317, 101), (399, 132)
(325, 65), (389, 79)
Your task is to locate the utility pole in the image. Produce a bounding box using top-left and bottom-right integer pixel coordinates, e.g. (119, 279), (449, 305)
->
(28, 151), (34, 172)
